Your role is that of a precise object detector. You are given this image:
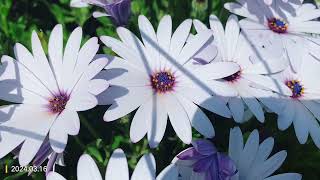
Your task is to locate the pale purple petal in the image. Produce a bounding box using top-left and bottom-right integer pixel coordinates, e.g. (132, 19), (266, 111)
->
(192, 139), (217, 156)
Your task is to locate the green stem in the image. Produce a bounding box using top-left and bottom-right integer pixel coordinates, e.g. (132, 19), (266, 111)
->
(79, 113), (100, 139)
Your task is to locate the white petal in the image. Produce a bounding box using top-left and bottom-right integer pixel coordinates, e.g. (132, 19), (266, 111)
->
(256, 151), (287, 179)
(192, 61), (240, 80)
(242, 59), (288, 75)
(103, 87), (153, 122)
(225, 15), (240, 60)
(31, 31), (59, 93)
(237, 87), (265, 122)
(209, 14), (226, 59)
(147, 95), (168, 148)
(72, 37), (99, 82)
(77, 154), (103, 180)
(70, 0), (89, 7)
(170, 19), (192, 58)
(0, 105), (56, 161)
(178, 30), (212, 65)
(251, 138), (274, 168)
(47, 172), (66, 180)
(62, 27), (83, 88)
(14, 43), (54, 96)
(237, 130), (260, 179)
(89, 79), (109, 95)
(167, 95), (192, 144)
(48, 24), (63, 87)
(177, 95), (215, 138)
(239, 19), (269, 30)
(290, 21), (320, 34)
(131, 154), (156, 180)
(265, 173), (302, 180)
(67, 91), (98, 111)
(242, 74), (292, 96)
(130, 105), (148, 144)
(100, 36), (147, 71)
(93, 11), (109, 18)
(309, 120), (320, 149)
(228, 127), (244, 165)
(138, 15), (159, 66)
(199, 96), (231, 118)
(49, 119), (69, 153)
(277, 103), (295, 130)
(293, 102), (311, 144)
(224, 3), (257, 21)
(229, 97), (245, 123)
(285, 36), (307, 72)
(0, 56), (50, 102)
(156, 164), (179, 180)
(157, 15), (172, 53)
(105, 149), (129, 180)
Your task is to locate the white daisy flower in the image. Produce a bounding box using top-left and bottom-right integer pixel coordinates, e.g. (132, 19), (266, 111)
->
(271, 53), (320, 148)
(190, 14), (291, 123)
(98, 15), (241, 147)
(224, 0), (320, 72)
(172, 127), (302, 180)
(47, 148), (179, 180)
(0, 25), (109, 166)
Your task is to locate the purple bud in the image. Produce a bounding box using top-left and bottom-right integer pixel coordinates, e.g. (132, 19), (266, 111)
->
(192, 139), (217, 156)
(105, 0), (131, 26)
(86, 0), (131, 27)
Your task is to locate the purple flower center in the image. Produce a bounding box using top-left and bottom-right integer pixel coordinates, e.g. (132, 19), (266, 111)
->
(177, 140), (237, 180)
(267, 18), (288, 33)
(151, 71), (176, 93)
(223, 71), (241, 82)
(285, 80), (304, 99)
(48, 92), (70, 114)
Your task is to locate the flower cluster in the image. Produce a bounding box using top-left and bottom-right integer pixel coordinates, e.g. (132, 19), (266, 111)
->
(0, 0), (319, 179)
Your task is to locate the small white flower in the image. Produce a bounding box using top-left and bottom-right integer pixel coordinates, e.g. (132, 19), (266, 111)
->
(191, 14), (291, 123)
(225, 0), (320, 72)
(173, 127), (302, 180)
(47, 148), (179, 180)
(98, 15), (240, 147)
(0, 25), (109, 166)
(271, 53), (320, 148)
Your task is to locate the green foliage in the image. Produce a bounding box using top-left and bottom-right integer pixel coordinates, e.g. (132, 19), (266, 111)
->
(0, 0), (319, 179)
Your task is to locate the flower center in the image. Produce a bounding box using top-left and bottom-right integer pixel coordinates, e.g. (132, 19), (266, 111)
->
(267, 18), (288, 33)
(223, 71), (241, 82)
(48, 92), (69, 114)
(151, 71), (176, 93)
(285, 80), (304, 98)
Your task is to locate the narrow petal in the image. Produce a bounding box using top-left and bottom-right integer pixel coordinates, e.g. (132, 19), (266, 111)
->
(77, 154), (103, 180)
(167, 95), (192, 144)
(225, 15), (240, 60)
(131, 154), (156, 180)
(105, 149), (129, 180)
(228, 97), (245, 123)
(178, 95), (215, 138)
(170, 19), (192, 57)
